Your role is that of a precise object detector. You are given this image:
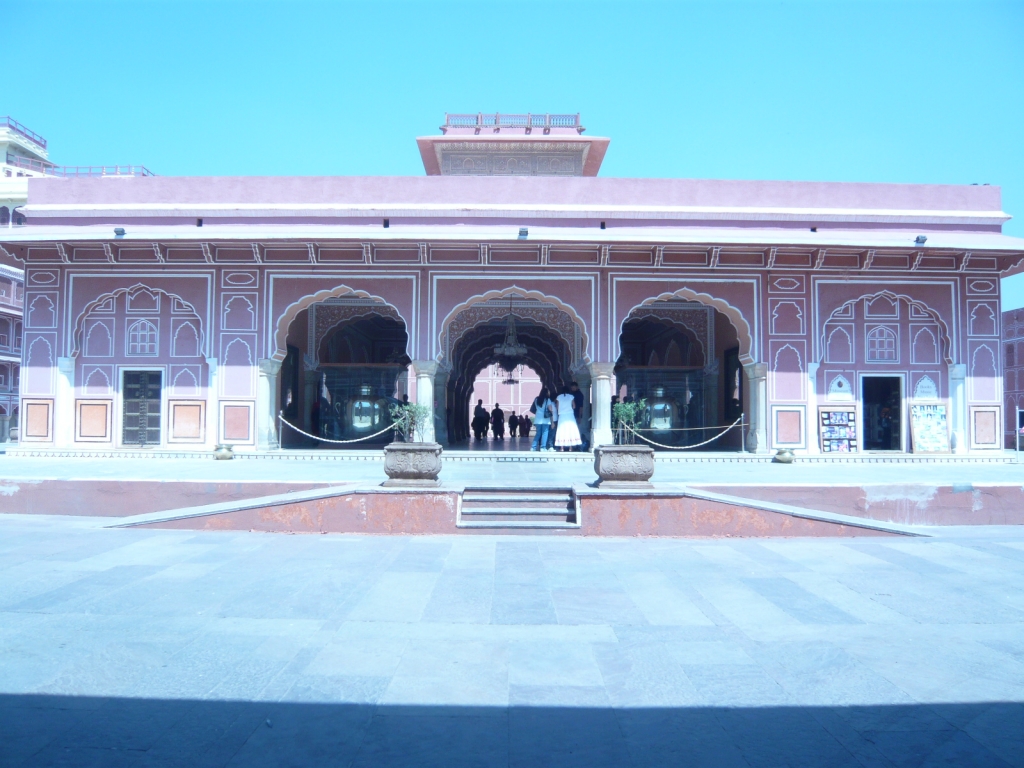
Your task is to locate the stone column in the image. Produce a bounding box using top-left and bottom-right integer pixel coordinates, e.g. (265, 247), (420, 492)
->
(702, 361), (719, 434)
(806, 362), (821, 453)
(588, 362), (616, 447)
(575, 367), (593, 447)
(257, 358), (282, 450)
(55, 357), (75, 448)
(949, 364), (967, 454)
(303, 369), (319, 436)
(432, 367), (450, 446)
(411, 360), (439, 443)
(743, 362), (768, 453)
(206, 357), (218, 447)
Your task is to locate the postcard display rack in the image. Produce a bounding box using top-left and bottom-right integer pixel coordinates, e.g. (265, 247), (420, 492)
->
(909, 403), (950, 453)
(818, 408), (858, 453)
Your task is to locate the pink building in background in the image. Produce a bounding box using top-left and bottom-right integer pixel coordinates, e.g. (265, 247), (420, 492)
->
(1003, 308), (1024, 447)
(0, 263), (23, 441)
(2, 112), (1023, 455)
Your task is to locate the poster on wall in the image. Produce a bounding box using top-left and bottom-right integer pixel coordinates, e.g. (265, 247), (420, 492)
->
(819, 408), (858, 453)
(910, 404), (949, 453)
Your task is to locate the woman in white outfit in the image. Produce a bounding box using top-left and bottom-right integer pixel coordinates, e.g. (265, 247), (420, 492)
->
(554, 385), (582, 450)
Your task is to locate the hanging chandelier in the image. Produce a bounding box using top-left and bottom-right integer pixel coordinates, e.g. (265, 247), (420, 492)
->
(493, 298), (527, 374)
(501, 365), (521, 386)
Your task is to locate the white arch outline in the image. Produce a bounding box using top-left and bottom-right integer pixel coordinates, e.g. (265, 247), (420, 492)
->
(84, 367), (112, 394)
(771, 342), (804, 401)
(911, 326), (939, 365)
(171, 321), (201, 358)
(83, 320), (113, 358)
(172, 367), (200, 395)
(272, 285), (411, 362)
(618, 288), (754, 364)
(436, 286), (592, 370)
(73, 284), (203, 358)
(222, 295), (256, 331)
(819, 290), (952, 363)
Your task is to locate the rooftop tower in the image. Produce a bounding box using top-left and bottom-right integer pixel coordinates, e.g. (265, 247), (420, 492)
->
(417, 113), (609, 177)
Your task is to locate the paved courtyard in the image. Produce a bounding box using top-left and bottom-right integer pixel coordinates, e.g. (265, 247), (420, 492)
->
(2, 514), (1023, 766)
(2, 452), (1024, 488)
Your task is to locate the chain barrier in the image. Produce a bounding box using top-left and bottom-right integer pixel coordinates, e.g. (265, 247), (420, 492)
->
(623, 415), (744, 450)
(277, 413), (396, 445)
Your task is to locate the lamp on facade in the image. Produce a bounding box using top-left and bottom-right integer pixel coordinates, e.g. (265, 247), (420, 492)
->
(493, 298), (527, 375)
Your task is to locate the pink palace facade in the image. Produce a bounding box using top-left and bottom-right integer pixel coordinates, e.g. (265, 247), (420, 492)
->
(1, 114), (1023, 456)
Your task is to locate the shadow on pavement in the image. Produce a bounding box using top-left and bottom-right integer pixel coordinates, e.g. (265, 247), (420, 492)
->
(2, 694), (1021, 766)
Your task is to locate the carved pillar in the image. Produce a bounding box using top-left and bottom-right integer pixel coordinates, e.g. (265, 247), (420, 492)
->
(433, 367), (450, 446)
(411, 360), (439, 443)
(588, 362), (616, 447)
(205, 357), (218, 447)
(703, 360), (719, 434)
(55, 357), (74, 448)
(303, 369), (319, 435)
(806, 362), (821, 453)
(574, 367), (593, 447)
(743, 362), (768, 453)
(949, 364), (967, 454)
(257, 358), (282, 450)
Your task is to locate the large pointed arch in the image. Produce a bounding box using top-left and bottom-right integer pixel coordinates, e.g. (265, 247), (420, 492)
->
(272, 284), (411, 362)
(818, 290), (952, 363)
(437, 285), (591, 372)
(72, 284), (204, 358)
(618, 287), (754, 364)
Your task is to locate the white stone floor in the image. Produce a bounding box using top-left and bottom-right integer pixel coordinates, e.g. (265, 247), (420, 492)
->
(2, 451), (1024, 488)
(1, 513), (1023, 766)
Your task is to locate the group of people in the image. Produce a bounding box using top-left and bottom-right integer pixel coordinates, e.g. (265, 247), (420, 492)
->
(472, 402), (533, 441)
(529, 382), (585, 452)
(471, 381), (587, 452)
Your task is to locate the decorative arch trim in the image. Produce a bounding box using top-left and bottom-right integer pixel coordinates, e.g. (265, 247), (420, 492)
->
(272, 285), (411, 362)
(72, 284), (203, 358)
(619, 288), (754, 364)
(818, 290), (952, 364)
(437, 286), (591, 371)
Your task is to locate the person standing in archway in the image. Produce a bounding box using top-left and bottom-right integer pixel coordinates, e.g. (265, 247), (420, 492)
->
(530, 388), (553, 451)
(472, 399), (489, 441)
(508, 411), (519, 438)
(491, 403), (505, 440)
(554, 385), (582, 451)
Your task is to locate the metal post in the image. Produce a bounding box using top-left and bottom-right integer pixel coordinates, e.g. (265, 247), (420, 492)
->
(740, 412), (746, 453)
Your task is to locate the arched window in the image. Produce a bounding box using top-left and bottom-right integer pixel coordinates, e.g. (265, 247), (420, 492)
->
(866, 326), (897, 362)
(0, 317), (9, 349)
(1008, 344), (1016, 368)
(127, 319), (158, 356)
(0, 207), (9, 226)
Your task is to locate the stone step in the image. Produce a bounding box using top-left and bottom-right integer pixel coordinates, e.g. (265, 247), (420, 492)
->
(460, 507), (574, 517)
(463, 492), (572, 504)
(456, 519), (580, 530)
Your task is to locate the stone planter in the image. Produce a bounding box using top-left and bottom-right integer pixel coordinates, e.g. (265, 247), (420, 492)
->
(594, 444), (655, 488)
(213, 444), (234, 460)
(383, 442), (443, 487)
(773, 448), (795, 464)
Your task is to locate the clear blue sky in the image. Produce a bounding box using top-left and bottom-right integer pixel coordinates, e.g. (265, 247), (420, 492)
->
(8, 0), (1024, 305)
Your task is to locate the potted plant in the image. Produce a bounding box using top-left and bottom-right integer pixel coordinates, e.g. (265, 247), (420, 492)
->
(594, 398), (655, 488)
(382, 402), (443, 487)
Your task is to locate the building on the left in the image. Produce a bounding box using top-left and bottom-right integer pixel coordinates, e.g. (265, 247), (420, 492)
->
(0, 117), (44, 441)
(0, 116), (152, 442)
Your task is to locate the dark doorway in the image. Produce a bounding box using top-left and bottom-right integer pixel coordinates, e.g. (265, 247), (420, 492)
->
(862, 376), (902, 451)
(122, 371), (162, 446)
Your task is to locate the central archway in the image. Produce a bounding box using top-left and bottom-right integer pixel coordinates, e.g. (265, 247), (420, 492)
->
(438, 289), (590, 445)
